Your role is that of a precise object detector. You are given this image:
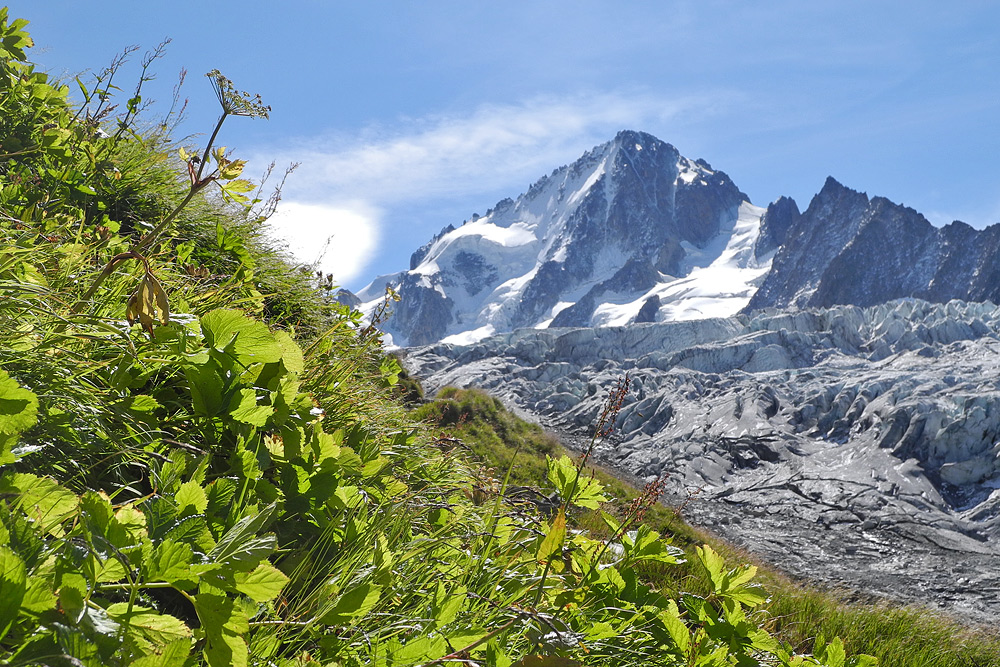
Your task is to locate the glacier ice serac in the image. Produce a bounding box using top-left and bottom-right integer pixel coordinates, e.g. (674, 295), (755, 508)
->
(355, 129), (1000, 622)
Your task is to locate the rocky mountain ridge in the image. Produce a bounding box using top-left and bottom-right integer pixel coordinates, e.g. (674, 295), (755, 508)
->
(356, 130), (1000, 349)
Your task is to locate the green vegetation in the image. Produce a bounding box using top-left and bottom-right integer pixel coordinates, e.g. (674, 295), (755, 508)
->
(0, 7), (971, 666)
(419, 388), (1000, 667)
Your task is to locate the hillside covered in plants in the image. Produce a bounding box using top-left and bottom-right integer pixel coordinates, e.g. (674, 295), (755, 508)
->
(0, 8), (954, 666)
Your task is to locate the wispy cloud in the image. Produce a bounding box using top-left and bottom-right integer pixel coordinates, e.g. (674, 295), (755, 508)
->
(270, 90), (730, 204)
(252, 90), (735, 284)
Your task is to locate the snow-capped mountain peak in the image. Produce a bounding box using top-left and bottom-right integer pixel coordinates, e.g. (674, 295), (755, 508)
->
(357, 130), (761, 346)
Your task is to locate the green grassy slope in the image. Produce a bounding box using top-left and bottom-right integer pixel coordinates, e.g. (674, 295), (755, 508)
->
(414, 387), (1000, 667)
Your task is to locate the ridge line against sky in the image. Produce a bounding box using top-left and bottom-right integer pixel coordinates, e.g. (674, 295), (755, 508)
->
(20, 1), (1000, 289)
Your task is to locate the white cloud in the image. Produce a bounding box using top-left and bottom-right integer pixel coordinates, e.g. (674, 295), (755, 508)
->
(262, 90), (733, 205)
(266, 201), (380, 285)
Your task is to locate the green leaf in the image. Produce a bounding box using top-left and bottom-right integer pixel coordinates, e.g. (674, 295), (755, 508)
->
(234, 562), (288, 603)
(432, 583), (466, 627)
(0, 369), (38, 435)
(228, 388), (273, 427)
(121, 394), (162, 414)
(817, 637), (846, 667)
(130, 638), (192, 667)
(545, 455), (607, 509)
(0, 473), (78, 534)
(194, 594), (248, 667)
(208, 504), (277, 570)
(320, 582), (382, 625)
(536, 508), (566, 563)
(393, 635), (448, 663)
(696, 544), (726, 592)
(105, 604), (192, 646)
(584, 621), (617, 641)
(149, 539), (195, 585)
(184, 362), (226, 417)
(657, 600), (691, 656)
(174, 480), (208, 516)
(273, 330), (304, 374)
(200, 310), (282, 364)
(0, 547), (26, 642)
(727, 583), (768, 607)
(628, 525), (685, 564)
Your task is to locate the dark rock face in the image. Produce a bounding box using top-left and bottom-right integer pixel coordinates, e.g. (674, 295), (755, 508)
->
(452, 251), (498, 297)
(746, 177), (870, 311)
(754, 196), (800, 257)
(409, 224), (455, 270)
(747, 177), (1000, 313)
(635, 294), (661, 323)
(334, 288), (361, 309)
(390, 276), (454, 346)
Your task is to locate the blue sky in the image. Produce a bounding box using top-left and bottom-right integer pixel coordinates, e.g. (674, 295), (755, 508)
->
(18, 1), (1000, 290)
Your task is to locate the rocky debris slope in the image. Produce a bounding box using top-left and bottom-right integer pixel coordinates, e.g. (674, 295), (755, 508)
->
(404, 299), (1000, 622)
(356, 130), (767, 346)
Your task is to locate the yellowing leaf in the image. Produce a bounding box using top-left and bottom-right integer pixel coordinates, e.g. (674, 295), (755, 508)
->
(536, 508), (566, 563)
(127, 270), (170, 334)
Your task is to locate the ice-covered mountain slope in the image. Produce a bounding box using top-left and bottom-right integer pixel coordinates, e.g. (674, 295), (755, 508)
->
(403, 299), (1000, 622)
(356, 130), (765, 346)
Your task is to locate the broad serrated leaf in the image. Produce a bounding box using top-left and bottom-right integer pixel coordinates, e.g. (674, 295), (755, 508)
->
(0, 473), (78, 534)
(195, 594), (249, 667)
(818, 637), (846, 667)
(0, 369), (38, 436)
(149, 539), (195, 585)
(174, 480), (208, 516)
(728, 584), (768, 607)
(0, 547), (26, 642)
(105, 604), (192, 646)
(208, 503), (276, 569)
(200, 310), (282, 364)
(273, 330), (304, 374)
(131, 638), (192, 667)
(696, 544), (726, 592)
(432, 583), (466, 627)
(393, 635), (448, 663)
(545, 455), (607, 509)
(228, 388), (273, 427)
(234, 562), (288, 603)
